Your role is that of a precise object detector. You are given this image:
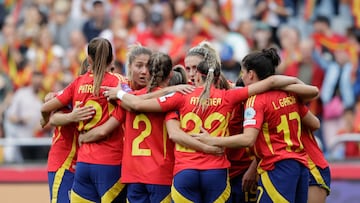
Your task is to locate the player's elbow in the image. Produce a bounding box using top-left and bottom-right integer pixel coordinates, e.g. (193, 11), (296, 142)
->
(308, 86), (320, 100)
(311, 117), (321, 131)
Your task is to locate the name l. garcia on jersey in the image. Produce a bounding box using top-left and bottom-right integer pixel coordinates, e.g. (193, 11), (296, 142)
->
(272, 95), (297, 110)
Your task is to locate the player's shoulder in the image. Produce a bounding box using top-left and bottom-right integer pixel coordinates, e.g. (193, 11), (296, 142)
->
(111, 73), (128, 83)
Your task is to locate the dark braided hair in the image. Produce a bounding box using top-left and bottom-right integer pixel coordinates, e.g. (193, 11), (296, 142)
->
(147, 52), (173, 93)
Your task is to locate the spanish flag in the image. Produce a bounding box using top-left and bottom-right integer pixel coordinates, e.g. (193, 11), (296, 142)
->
(303, 0), (316, 21)
(221, 0), (233, 25)
(0, 45), (18, 84)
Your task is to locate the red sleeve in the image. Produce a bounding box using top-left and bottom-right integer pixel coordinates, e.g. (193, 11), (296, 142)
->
(56, 78), (77, 105)
(243, 95), (264, 129)
(165, 111), (179, 122)
(225, 87), (249, 106)
(112, 105), (125, 123)
(157, 92), (183, 112)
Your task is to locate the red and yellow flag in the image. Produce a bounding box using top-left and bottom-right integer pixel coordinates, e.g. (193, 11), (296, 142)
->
(303, 0), (316, 21)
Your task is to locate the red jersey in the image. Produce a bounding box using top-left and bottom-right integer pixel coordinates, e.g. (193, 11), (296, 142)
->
(56, 71), (124, 165)
(157, 86), (249, 175)
(227, 104), (253, 178)
(120, 88), (175, 185)
(47, 107), (78, 173)
(243, 91), (308, 173)
(299, 106), (329, 169)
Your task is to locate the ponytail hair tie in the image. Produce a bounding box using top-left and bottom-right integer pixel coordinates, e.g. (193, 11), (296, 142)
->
(208, 68), (214, 72)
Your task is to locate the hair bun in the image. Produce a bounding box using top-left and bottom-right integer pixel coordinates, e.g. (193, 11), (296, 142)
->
(262, 48), (280, 67)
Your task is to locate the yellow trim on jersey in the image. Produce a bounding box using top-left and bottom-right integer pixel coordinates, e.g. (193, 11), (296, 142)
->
(163, 123), (167, 159)
(213, 174), (231, 203)
(261, 172), (289, 203)
(63, 133), (78, 169)
(71, 190), (96, 203)
(112, 72), (128, 83)
(262, 123), (274, 154)
(171, 184), (193, 203)
(53, 126), (62, 144)
(101, 179), (126, 202)
(246, 95), (256, 108)
(160, 193), (172, 203)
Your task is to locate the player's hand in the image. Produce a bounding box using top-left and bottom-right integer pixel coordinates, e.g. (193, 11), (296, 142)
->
(69, 104), (95, 122)
(40, 113), (50, 128)
(191, 127), (216, 146)
(242, 167), (257, 192)
(40, 117), (48, 128)
(203, 145), (224, 155)
(170, 84), (195, 95)
(102, 86), (122, 100)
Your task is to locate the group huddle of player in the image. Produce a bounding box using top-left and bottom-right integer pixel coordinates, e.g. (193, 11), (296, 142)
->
(41, 37), (330, 203)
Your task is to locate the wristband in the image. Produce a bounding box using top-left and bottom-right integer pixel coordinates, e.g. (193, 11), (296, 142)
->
(116, 90), (126, 100)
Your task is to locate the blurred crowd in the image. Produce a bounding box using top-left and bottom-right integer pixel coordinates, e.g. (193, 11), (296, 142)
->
(0, 0), (360, 163)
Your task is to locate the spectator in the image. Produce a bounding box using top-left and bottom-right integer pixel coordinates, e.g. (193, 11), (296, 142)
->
(313, 45), (355, 159)
(298, 39), (326, 152)
(254, 0), (296, 46)
(126, 3), (148, 44)
(220, 44), (241, 83)
(48, 0), (84, 49)
(82, 0), (110, 42)
(236, 19), (255, 49)
(277, 25), (302, 76)
(65, 30), (88, 78)
(0, 15), (31, 90)
(136, 11), (175, 53)
(26, 27), (65, 95)
(4, 71), (49, 163)
(169, 19), (205, 66)
(210, 22), (249, 63)
(253, 22), (278, 51)
(17, 4), (46, 48)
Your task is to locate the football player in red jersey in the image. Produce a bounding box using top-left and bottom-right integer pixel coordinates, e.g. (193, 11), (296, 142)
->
(193, 48), (320, 203)
(41, 38), (127, 202)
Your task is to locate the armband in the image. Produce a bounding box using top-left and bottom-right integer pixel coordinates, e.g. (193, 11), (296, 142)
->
(116, 90), (127, 100)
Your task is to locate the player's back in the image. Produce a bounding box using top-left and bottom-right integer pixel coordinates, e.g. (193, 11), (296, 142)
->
(122, 87), (175, 185)
(245, 90), (308, 172)
(172, 86), (243, 174)
(57, 71), (123, 165)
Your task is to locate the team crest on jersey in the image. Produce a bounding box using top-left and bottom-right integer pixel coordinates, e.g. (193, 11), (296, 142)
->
(159, 92), (175, 102)
(244, 107), (256, 119)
